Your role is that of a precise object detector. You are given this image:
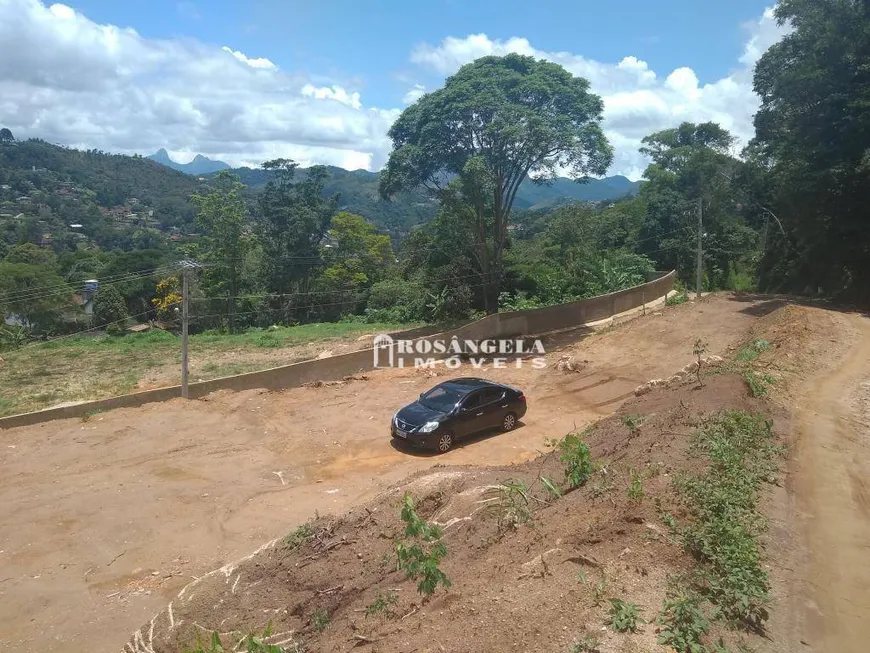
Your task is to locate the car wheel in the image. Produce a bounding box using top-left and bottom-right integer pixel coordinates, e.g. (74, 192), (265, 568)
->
(437, 432), (454, 453)
(502, 412), (517, 432)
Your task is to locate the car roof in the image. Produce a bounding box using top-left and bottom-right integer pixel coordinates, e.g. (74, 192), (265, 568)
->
(438, 377), (501, 394)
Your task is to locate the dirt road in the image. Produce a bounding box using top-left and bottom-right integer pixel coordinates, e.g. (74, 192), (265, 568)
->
(0, 294), (769, 652)
(784, 311), (870, 653)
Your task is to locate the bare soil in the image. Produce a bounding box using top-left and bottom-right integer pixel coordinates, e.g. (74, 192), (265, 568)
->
(129, 374), (767, 653)
(3, 293), (868, 653)
(758, 304), (870, 653)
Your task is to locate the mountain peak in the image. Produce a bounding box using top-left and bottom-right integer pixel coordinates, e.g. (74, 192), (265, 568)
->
(147, 149), (230, 175)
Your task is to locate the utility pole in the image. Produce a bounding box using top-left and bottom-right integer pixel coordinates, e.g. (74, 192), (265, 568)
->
(696, 197), (703, 301)
(178, 259), (201, 399)
(181, 267), (189, 398)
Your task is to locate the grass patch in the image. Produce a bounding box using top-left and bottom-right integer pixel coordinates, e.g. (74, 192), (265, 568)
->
(365, 589), (399, 619)
(742, 370), (774, 398)
(485, 479), (534, 532)
(736, 339), (771, 363)
(284, 519), (316, 549)
(310, 607), (330, 632)
(0, 321), (418, 416)
(621, 413), (645, 435)
(627, 469), (644, 502)
(666, 410), (781, 641)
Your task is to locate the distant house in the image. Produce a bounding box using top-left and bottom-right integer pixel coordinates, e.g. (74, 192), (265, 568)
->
(0, 184), (10, 191)
(39, 233), (53, 247)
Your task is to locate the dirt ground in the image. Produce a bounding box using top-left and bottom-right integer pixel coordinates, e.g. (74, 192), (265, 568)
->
(759, 304), (870, 653)
(3, 293), (868, 653)
(128, 373), (768, 653)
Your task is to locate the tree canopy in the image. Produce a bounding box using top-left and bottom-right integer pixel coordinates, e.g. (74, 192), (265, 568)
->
(379, 54), (612, 312)
(751, 0), (870, 299)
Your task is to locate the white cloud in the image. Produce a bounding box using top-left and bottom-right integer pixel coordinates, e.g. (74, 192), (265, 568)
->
(0, 0), (790, 179)
(409, 7), (790, 179)
(221, 46), (277, 71)
(0, 0), (398, 170)
(402, 84), (426, 105)
(301, 84), (362, 109)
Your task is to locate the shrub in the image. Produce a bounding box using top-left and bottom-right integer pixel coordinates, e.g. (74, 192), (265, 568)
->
(93, 285), (130, 336)
(606, 598), (643, 633)
(395, 493), (451, 596)
(621, 413), (645, 435)
(553, 431), (595, 489)
(366, 278), (428, 322)
(628, 469), (644, 502)
(656, 589), (710, 653)
(365, 589), (399, 619)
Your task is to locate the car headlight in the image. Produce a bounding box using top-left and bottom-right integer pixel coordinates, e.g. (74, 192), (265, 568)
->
(419, 421), (440, 433)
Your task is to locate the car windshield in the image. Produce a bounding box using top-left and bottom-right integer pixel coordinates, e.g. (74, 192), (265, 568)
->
(418, 385), (464, 412)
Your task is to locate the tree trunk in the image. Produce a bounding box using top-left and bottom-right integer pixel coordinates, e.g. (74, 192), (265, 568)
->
(483, 272), (501, 314)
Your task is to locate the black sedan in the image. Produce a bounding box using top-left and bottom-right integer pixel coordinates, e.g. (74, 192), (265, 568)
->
(391, 378), (527, 453)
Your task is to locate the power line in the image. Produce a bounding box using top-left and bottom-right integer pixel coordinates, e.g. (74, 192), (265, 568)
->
(19, 303), (179, 350)
(0, 265), (180, 301)
(0, 265), (181, 304)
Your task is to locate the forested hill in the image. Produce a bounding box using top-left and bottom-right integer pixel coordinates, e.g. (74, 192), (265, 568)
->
(0, 137), (643, 240)
(221, 164), (641, 215)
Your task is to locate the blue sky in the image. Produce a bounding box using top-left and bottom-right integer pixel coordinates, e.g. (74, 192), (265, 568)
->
(0, 0), (786, 178)
(71, 0), (773, 107)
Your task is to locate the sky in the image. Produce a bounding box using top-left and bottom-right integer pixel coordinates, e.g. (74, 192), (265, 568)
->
(0, 0), (788, 180)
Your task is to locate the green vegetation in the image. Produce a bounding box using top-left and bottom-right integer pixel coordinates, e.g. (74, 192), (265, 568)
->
(93, 284), (129, 336)
(667, 293), (689, 306)
(186, 625), (287, 653)
(606, 598), (643, 633)
(550, 430), (595, 490)
(380, 53), (611, 313)
(284, 519), (316, 549)
(309, 608), (330, 633)
(570, 634), (602, 652)
(656, 589), (711, 653)
(737, 339), (771, 363)
(670, 411), (780, 633)
(621, 413), (645, 435)
(627, 469), (644, 503)
(395, 493), (451, 597)
(0, 321), (412, 416)
(485, 479), (534, 531)
(365, 590), (399, 619)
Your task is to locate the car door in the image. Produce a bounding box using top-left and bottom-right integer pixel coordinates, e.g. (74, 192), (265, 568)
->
(479, 387), (508, 429)
(454, 391), (484, 438)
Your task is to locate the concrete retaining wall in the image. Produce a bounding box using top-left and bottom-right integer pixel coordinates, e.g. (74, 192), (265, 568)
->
(0, 271), (674, 429)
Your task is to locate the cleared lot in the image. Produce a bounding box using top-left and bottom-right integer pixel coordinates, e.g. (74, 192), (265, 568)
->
(0, 294), (769, 652)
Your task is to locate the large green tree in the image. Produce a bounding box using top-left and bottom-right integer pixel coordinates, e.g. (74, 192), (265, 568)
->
(258, 160), (338, 309)
(379, 54), (612, 313)
(752, 0), (870, 299)
(191, 171), (250, 332)
(93, 284), (129, 336)
(637, 122), (757, 289)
